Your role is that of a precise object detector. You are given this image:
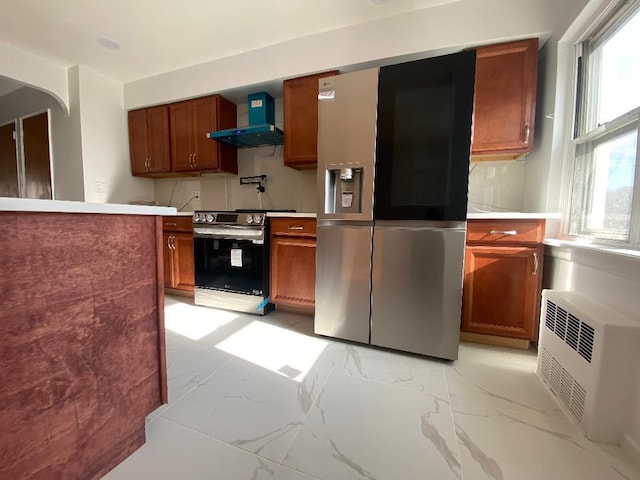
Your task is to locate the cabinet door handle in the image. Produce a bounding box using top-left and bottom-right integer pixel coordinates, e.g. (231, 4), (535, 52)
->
(165, 222), (177, 227)
(532, 251), (539, 276)
(171, 235), (176, 250)
(489, 229), (517, 235)
(524, 123), (531, 145)
(148, 157), (153, 170)
(167, 235), (172, 249)
(288, 226), (304, 230)
(192, 152), (197, 167)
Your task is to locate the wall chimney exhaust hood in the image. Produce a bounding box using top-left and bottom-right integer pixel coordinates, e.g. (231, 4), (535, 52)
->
(207, 92), (283, 148)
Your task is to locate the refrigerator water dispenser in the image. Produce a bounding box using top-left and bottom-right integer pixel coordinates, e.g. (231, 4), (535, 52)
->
(325, 167), (364, 214)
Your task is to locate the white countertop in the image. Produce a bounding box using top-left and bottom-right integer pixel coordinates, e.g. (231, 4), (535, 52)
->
(169, 211), (197, 217)
(265, 212), (556, 220)
(467, 212), (561, 220)
(0, 197), (177, 216)
(267, 212), (317, 218)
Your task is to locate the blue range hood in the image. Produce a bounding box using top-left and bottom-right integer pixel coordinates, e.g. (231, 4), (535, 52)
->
(207, 92), (283, 148)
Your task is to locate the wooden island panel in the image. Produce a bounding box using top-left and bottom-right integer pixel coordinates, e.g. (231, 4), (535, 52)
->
(0, 212), (167, 480)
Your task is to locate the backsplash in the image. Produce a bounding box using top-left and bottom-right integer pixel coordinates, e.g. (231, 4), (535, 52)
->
(467, 160), (526, 213)
(154, 145), (317, 212)
(155, 156), (525, 214)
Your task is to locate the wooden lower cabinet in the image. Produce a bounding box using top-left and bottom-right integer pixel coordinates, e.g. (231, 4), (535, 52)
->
(462, 245), (543, 340)
(270, 218), (316, 308)
(461, 219), (545, 343)
(162, 216), (194, 294)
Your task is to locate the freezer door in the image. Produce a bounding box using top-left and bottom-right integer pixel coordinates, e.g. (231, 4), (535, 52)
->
(370, 224), (466, 360)
(315, 224), (372, 344)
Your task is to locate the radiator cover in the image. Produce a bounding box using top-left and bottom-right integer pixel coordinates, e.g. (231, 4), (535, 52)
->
(537, 290), (640, 443)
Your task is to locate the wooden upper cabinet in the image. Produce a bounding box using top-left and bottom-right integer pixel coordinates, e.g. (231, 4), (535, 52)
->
(128, 109), (150, 175)
(472, 38), (538, 161)
(283, 71), (339, 169)
(129, 106), (171, 175)
(169, 95), (237, 174)
(169, 101), (194, 171)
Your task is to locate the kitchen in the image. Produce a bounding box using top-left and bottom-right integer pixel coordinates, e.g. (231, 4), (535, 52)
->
(1, 0), (640, 479)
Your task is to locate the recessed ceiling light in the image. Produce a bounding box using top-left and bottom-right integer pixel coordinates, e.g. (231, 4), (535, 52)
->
(98, 38), (120, 50)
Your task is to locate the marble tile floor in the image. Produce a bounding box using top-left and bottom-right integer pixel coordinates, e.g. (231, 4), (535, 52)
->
(103, 296), (640, 480)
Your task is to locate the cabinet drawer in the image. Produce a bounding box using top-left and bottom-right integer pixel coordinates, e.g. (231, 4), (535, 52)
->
(467, 219), (544, 245)
(162, 215), (193, 232)
(270, 218), (317, 237)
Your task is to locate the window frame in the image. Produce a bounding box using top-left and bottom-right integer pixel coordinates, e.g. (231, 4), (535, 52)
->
(564, 0), (640, 248)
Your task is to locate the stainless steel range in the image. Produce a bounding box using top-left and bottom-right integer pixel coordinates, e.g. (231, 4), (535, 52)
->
(192, 211), (272, 315)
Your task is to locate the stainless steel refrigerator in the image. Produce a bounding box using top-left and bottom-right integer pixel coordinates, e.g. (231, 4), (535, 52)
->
(315, 51), (476, 360)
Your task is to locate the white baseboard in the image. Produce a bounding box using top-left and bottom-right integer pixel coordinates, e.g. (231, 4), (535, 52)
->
(621, 434), (640, 472)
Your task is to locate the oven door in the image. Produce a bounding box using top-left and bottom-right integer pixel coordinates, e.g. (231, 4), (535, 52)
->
(194, 235), (266, 296)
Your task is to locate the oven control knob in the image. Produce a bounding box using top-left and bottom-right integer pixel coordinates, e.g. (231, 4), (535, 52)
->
(206, 214), (214, 223)
(254, 214), (263, 224)
(246, 215), (254, 224)
(194, 213), (201, 222)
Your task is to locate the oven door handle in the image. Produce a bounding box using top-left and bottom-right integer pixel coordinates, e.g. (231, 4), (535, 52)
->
(193, 228), (265, 242)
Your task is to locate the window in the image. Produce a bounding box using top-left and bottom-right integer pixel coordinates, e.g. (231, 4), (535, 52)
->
(569, 0), (640, 245)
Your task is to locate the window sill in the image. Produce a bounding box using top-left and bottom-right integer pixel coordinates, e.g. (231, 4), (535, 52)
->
(544, 238), (640, 281)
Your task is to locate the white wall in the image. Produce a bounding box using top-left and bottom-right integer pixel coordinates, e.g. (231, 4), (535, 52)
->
(522, 0), (590, 212)
(0, 80), (85, 201)
(125, 0), (556, 109)
(0, 40), (69, 113)
(75, 66), (155, 204)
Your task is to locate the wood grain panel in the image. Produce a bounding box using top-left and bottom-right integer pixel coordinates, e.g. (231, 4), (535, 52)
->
(22, 112), (52, 199)
(462, 245), (543, 340)
(173, 233), (195, 292)
(216, 95), (239, 175)
(270, 217), (317, 237)
(169, 101), (194, 171)
(128, 108), (150, 175)
(472, 38), (538, 159)
(270, 236), (316, 307)
(466, 219), (544, 245)
(163, 215), (193, 232)
(283, 71), (338, 169)
(155, 216), (168, 404)
(147, 106), (171, 173)
(0, 212), (165, 480)
(0, 122), (19, 197)
(192, 96), (218, 170)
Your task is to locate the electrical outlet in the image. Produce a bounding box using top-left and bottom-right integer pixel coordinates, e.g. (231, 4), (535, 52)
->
(194, 190), (200, 199)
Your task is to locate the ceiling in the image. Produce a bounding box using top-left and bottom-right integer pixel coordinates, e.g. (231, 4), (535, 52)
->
(0, 0), (462, 84)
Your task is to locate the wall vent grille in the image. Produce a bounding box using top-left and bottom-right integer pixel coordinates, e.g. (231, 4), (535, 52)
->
(538, 290), (640, 443)
(544, 299), (595, 363)
(540, 348), (586, 423)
